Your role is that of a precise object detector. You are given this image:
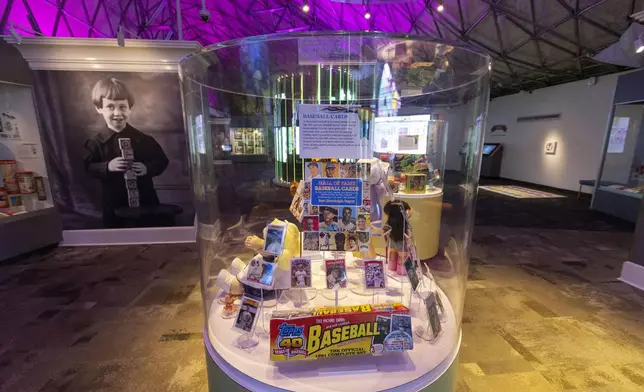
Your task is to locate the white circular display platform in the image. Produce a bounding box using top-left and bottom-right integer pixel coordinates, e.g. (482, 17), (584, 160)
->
(207, 251), (458, 392)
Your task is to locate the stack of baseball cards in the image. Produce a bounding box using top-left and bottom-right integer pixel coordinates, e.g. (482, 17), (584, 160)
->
(118, 137), (139, 208)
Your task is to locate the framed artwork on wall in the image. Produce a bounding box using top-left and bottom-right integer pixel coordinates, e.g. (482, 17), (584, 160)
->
(545, 141), (557, 155)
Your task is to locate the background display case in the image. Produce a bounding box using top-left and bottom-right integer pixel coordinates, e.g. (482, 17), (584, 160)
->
(0, 79), (61, 260)
(181, 32), (490, 392)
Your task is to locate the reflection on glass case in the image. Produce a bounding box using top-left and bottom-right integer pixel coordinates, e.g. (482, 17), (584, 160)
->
(181, 32), (490, 392)
(230, 128), (265, 155)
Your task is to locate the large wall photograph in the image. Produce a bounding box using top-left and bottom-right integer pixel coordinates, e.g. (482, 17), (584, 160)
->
(34, 70), (193, 229)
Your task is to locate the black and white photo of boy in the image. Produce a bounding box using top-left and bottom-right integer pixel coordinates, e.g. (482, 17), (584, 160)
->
(84, 77), (169, 228)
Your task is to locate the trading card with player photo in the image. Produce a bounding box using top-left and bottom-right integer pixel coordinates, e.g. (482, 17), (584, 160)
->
(362, 182), (371, 201)
(355, 213), (370, 231)
(363, 199), (371, 207)
(290, 257), (312, 288)
(257, 261), (277, 288)
(345, 234), (359, 252)
(264, 224), (287, 255)
(384, 314), (414, 351)
(323, 162), (339, 178)
(340, 162), (357, 178)
(233, 295), (262, 333)
(333, 232), (346, 252)
(338, 206), (357, 232)
(118, 138), (132, 150)
(404, 257), (420, 291)
(325, 259), (347, 289)
(309, 205), (319, 215)
(302, 215), (319, 231)
(245, 254), (264, 283)
(305, 161), (321, 180)
(302, 231), (320, 251)
(319, 232), (334, 251)
(372, 315), (391, 345)
(303, 182), (311, 199)
(357, 231), (370, 253)
(319, 206), (339, 231)
(425, 291), (443, 339)
(364, 259), (386, 289)
(357, 162), (371, 181)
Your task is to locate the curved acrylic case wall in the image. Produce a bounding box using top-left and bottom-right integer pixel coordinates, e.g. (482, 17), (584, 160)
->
(180, 32), (490, 392)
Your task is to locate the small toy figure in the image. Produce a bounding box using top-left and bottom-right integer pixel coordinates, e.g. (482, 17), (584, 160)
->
(384, 200), (413, 275)
(221, 293), (239, 319)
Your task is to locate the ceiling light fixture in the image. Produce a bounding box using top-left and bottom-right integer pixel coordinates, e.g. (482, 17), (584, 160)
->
(636, 34), (644, 53)
(302, 3), (310, 13)
(436, 1), (444, 12)
(364, 11), (371, 19)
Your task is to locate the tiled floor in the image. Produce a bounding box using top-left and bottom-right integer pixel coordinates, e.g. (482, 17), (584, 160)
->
(0, 186), (643, 391)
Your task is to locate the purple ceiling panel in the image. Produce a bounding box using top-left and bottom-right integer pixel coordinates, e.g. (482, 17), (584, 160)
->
(0, 0), (636, 97)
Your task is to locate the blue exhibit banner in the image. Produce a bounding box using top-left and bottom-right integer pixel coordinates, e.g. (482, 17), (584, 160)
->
(310, 178), (362, 207)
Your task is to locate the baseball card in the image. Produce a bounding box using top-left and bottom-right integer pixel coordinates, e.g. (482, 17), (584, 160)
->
(290, 258), (312, 288)
(364, 259), (386, 289)
(385, 314), (414, 351)
(302, 231), (320, 251)
(118, 138), (132, 150)
(357, 231), (370, 253)
(234, 295), (262, 333)
(404, 257), (420, 291)
(325, 259), (347, 289)
(264, 224), (287, 255)
(345, 234), (359, 252)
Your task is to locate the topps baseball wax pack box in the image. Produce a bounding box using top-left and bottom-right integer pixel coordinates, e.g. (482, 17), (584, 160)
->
(269, 303), (413, 361)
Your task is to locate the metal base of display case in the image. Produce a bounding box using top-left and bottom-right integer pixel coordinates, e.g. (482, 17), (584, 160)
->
(204, 328), (460, 392)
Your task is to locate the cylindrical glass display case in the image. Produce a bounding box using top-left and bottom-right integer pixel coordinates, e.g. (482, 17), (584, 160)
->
(180, 32), (490, 392)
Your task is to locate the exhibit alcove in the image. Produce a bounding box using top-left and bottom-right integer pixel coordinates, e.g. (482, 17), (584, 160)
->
(180, 32), (490, 392)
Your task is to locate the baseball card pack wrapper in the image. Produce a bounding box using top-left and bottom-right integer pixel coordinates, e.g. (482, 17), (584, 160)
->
(270, 303), (412, 361)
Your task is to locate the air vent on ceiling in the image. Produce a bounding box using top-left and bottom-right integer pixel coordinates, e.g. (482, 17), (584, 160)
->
(516, 113), (561, 122)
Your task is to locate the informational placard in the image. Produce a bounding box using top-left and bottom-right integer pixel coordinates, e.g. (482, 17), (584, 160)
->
(298, 104), (360, 159)
(310, 178), (362, 206)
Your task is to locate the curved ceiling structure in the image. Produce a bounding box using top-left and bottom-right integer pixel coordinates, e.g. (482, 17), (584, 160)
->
(1, 0), (643, 97)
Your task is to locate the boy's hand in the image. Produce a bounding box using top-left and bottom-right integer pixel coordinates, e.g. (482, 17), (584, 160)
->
(132, 162), (148, 176)
(108, 157), (128, 172)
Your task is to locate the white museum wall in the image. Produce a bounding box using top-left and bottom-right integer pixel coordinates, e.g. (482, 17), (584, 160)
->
(485, 74), (619, 192)
(601, 104), (644, 184)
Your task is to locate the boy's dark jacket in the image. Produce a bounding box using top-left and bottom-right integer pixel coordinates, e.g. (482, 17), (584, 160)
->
(84, 124), (169, 211)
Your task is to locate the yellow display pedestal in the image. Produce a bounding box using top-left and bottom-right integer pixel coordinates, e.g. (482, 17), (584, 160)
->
(372, 189), (443, 260)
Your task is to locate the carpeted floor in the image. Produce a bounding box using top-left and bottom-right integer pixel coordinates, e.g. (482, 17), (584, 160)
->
(0, 181), (642, 392)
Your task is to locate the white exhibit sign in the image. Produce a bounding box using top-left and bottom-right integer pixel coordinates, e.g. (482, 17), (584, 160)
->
(373, 115), (431, 154)
(298, 104), (360, 159)
(608, 117), (629, 154)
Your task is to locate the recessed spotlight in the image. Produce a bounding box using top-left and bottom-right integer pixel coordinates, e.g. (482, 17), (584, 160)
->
(302, 3), (310, 13)
(437, 1), (444, 12)
(364, 12), (371, 19)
